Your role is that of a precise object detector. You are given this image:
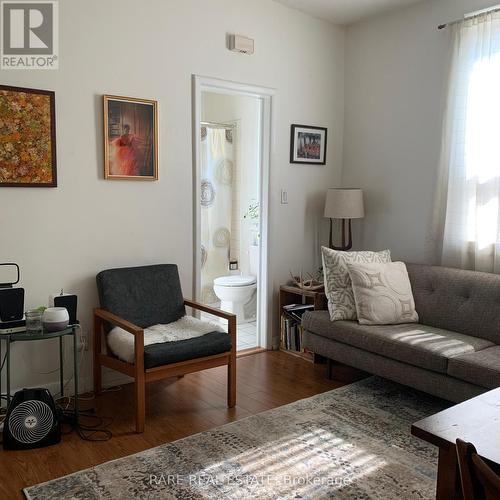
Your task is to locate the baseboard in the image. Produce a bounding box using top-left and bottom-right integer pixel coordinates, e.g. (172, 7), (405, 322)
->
(237, 347), (266, 358)
(101, 369), (133, 389)
(4, 376), (92, 402)
(3, 371), (133, 406)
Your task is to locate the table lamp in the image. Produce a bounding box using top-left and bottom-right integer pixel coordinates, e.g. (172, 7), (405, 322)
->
(324, 188), (364, 250)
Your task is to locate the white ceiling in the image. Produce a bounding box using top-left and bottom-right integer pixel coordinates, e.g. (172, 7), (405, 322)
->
(273, 0), (424, 25)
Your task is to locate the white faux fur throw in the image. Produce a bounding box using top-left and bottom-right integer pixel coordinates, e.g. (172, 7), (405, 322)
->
(107, 315), (225, 364)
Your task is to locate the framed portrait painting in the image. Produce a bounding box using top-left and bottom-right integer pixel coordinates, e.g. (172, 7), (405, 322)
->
(103, 95), (158, 180)
(0, 85), (57, 187)
(290, 124), (327, 165)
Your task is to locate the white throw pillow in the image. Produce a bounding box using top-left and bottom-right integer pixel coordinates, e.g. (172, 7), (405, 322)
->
(321, 246), (392, 321)
(347, 261), (419, 325)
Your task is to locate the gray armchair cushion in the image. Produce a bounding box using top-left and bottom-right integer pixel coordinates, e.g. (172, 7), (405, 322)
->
(144, 331), (231, 368)
(96, 264), (186, 328)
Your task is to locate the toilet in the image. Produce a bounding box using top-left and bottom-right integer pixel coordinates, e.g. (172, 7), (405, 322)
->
(213, 245), (259, 323)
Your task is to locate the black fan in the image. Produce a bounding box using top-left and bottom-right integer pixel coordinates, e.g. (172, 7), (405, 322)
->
(3, 388), (61, 450)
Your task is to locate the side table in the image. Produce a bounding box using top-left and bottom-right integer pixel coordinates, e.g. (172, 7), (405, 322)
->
(0, 325), (80, 424)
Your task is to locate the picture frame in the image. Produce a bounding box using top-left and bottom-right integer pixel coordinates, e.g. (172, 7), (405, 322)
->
(103, 95), (158, 180)
(0, 85), (57, 187)
(290, 124), (327, 165)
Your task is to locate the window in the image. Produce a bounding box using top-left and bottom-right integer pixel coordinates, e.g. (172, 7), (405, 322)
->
(437, 11), (500, 272)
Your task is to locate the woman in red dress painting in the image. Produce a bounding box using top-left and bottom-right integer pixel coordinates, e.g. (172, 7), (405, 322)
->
(110, 124), (145, 176)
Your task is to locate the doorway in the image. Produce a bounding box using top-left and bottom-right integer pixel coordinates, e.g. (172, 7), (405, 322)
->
(192, 76), (273, 351)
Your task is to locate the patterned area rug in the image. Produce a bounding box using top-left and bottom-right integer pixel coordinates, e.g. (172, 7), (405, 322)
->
(24, 377), (449, 499)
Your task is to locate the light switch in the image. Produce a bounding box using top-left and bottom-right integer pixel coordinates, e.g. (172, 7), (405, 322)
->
(281, 189), (288, 204)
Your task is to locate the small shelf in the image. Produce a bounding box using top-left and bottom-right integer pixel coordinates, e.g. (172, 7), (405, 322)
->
(279, 285), (326, 363)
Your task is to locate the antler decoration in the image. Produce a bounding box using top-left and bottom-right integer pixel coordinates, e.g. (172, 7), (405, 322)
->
(289, 270), (324, 290)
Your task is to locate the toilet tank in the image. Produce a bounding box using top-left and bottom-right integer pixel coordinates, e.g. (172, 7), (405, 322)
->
(249, 245), (259, 277)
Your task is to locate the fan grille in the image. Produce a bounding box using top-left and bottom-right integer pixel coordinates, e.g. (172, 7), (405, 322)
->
(8, 400), (54, 444)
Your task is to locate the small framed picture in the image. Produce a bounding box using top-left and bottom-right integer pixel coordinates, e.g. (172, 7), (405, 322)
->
(290, 124), (327, 165)
(103, 95), (158, 180)
(0, 85), (57, 187)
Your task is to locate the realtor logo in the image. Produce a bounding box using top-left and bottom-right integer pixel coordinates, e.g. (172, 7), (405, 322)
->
(1, 1), (58, 69)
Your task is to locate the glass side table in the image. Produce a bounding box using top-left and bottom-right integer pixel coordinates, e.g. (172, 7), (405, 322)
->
(0, 325), (80, 424)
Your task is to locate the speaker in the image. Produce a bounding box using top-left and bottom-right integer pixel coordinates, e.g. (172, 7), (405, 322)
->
(3, 388), (61, 450)
(53, 294), (77, 325)
(0, 287), (24, 322)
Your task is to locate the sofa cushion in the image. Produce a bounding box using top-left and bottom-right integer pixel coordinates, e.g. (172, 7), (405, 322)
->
(448, 346), (500, 389)
(302, 310), (493, 374)
(143, 331), (231, 369)
(406, 263), (500, 344)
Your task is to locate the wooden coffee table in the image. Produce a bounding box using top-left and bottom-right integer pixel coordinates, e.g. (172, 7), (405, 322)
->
(411, 388), (500, 499)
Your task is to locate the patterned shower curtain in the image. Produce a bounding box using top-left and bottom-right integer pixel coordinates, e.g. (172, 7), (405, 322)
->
(200, 126), (235, 304)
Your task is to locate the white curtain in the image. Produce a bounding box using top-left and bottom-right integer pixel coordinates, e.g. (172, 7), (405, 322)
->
(435, 12), (500, 273)
(200, 126), (235, 304)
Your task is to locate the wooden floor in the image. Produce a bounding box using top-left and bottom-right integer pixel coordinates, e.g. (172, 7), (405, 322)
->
(0, 351), (344, 499)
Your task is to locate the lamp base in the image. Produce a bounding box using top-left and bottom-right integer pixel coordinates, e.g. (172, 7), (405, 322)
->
(329, 218), (353, 251)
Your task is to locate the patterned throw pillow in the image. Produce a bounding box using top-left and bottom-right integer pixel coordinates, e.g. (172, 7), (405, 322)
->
(347, 261), (419, 325)
(321, 247), (392, 321)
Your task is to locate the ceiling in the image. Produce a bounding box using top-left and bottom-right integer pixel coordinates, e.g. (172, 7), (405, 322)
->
(273, 0), (424, 25)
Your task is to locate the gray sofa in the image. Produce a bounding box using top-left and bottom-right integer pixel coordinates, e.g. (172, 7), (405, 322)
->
(303, 263), (500, 402)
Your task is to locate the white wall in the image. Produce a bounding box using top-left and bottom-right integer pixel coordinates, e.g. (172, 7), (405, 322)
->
(0, 0), (344, 393)
(343, 0), (498, 262)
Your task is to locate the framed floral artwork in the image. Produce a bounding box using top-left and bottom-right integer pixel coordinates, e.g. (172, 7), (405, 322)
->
(103, 95), (158, 180)
(0, 85), (57, 187)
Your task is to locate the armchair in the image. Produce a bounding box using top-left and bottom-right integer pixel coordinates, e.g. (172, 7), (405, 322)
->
(93, 264), (236, 433)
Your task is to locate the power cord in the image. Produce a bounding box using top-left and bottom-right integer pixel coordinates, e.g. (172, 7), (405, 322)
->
(60, 407), (113, 442)
(55, 396), (113, 441)
(54, 385), (123, 442)
(0, 350), (6, 372)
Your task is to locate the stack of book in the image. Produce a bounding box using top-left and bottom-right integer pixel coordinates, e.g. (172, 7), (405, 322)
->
(280, 303), (314, 352)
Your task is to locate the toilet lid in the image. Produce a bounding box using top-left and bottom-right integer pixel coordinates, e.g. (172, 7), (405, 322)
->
(214, 275), (256, 287)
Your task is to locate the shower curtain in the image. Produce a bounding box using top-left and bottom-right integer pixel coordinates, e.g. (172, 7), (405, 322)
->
(200, 126), (235, 304)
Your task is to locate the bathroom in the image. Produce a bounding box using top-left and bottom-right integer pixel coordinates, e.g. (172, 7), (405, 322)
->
(200, 90), (262, 351)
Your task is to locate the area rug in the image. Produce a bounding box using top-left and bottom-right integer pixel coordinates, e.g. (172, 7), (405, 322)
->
(24, 377), (449, 499)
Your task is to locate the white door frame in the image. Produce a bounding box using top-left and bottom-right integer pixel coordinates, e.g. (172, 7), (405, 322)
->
(192, 75), (274, 349)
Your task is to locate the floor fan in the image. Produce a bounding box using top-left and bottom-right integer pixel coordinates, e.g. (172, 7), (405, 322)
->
(3, 388), (61, 450)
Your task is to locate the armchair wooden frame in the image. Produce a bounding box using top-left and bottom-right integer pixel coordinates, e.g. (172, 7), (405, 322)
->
(93, 299), (236, 433)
